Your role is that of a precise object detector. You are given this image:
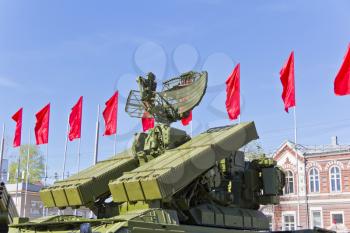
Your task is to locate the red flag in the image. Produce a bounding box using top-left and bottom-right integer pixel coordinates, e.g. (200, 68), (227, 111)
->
(103, 92), (118, 136)
(12, 108), (23, 147)
(280, 51), (296, 112)
(142, 112), (154, 132)
(69, 96), (83, 141)
(35, 104), (50, 145)
(226, 63), (240, 120)
(181, 111), (192, 126)
(334, 44), (350, 96)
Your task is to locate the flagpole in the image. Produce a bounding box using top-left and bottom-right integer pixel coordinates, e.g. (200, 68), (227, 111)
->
(113, 94), (118, 155)
(93, 104), (100, 165)
(90, 104), (100, 219)
(73, 136), (78, 216)
(113, 133), (117, 155)
(77, 96), (82, 173)
(62, 115), (69, 180)
(77, 138), (81, 173)
(24, 132), (31, 218)
(238, 74), (241, 124)
(44, 144), (49, 186)
(293, 106), (300, 228)
(74, 137), (81, 217)
(0, 124), (5, 181)
(15, 150), (21, 206)
(43, 144), (49, 217)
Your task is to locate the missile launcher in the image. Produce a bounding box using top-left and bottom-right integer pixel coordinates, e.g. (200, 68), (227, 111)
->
(9, 71), (318, 233)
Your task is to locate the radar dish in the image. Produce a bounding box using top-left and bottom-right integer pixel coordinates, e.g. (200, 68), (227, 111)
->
(125, 71), (207, 124)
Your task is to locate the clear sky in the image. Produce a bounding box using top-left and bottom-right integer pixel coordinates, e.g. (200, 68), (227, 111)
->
(0, 0), (349, 182)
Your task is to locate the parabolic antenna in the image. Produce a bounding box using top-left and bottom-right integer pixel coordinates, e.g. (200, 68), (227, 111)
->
(125, 71), (208, 124)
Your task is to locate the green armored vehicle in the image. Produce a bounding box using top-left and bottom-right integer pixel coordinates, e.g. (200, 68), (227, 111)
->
(9, 71), (287, 233)
(0, 182), (19, 232)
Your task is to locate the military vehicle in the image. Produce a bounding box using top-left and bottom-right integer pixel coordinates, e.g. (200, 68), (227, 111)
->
(0, 182), (19, 232)
(8, 71), (328, 233)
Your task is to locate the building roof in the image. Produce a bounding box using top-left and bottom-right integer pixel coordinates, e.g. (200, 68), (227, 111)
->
(274, 140), (350, 158)
(5, 182), (43, 192)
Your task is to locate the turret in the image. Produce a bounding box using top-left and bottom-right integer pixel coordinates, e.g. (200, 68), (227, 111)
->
(37, 71), (285, 231)
(39, 71), (208, 216)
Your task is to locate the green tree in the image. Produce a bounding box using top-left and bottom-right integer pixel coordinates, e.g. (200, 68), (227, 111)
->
(244, 141), (265, 161)
(8, 144), (45, 184)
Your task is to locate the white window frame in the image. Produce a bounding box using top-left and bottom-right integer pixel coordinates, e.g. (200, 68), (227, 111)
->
(329, 166), (342, 193)
(330, 211), (344, 225)
(284, 170), (295, 195)
(282, 211), (296, 231)
(309, 207), (323, 229)
(309, 167), (320, 193)
(29, 200), (43, 216)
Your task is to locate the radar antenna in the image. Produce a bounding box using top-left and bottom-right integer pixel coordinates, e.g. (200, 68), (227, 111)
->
(125, 71), (208, 124)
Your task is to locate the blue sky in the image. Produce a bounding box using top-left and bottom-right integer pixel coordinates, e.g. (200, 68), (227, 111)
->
(0, 0), (349, 181)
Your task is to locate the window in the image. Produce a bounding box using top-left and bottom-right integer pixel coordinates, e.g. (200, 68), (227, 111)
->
(283, 214), (296, 230)
(311, 209), (322, 228)
(309, 168), (320, 193)
(284, 171), (294, 194)
(30, 201), (43, 217)
(331, 212), (344, 225)
(330, 166), (341, 192)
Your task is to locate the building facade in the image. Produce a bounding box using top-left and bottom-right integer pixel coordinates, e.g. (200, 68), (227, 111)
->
(272, 139), (350, 232)
(6, 182), (91, 219)
(6, 182), (45, 218)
